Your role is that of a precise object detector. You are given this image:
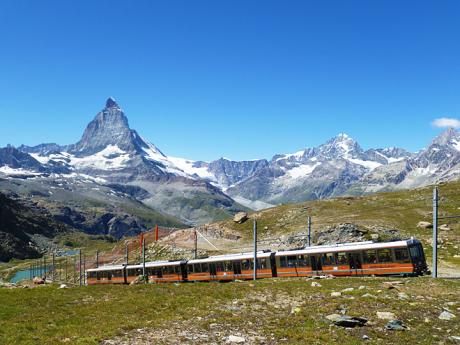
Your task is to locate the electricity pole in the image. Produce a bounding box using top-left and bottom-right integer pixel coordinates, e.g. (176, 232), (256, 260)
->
(307, 216), (312, 247)
(253, 219), (257, 281)
(432, 187), (438, 278)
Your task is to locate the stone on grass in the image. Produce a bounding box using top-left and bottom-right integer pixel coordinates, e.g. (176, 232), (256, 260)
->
(59, 284), (68, 289)
(227, 335), (246, 343)
(331, 291), (342, 297)
(376, 311), (396, 320)
(33, 277), (45, 285)
(417, 221), (432, 229)
(311, 282), (321, 287)
(233, 212), (248, 224)
(385, 320), (407, 331)
(362, 293), (377, 299)
(358, 285), (366, 290)
(398, 292), (409, 300)
(439, 311), (456, 321)
(326, 314), (367, 328)
(439, 224), (450, 231)
(341, 288), (354, 293)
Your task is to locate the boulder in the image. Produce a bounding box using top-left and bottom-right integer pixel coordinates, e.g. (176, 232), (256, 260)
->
(59, 284), (68, 289)
(385, 320), (407, 331)
(377, 311), (396, 320)
(33, 277), (45, 285)
(417, 221), (432, 229)
(233, 212), (248, 224)
(311, 282), (321, 287)
(227, 335), (246, 343)
(326, 314), (367, 328)
(439, 311), (456, 321)
(331, 291), (342, 297)
(439, 224), (450, 231)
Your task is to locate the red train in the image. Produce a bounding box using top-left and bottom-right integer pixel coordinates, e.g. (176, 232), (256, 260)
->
(86, 238), (428, 285)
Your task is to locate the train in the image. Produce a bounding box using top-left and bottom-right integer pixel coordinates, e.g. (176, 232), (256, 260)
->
(86, 238), (428, 285)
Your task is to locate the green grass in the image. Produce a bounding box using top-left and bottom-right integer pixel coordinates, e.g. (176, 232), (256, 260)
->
(0, 277), (458, 344)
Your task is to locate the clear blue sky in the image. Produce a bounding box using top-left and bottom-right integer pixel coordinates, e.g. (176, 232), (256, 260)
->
(1, 1), (459, 161)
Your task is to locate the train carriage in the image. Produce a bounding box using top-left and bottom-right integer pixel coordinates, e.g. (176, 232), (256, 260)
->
(86, 238), (428, 285)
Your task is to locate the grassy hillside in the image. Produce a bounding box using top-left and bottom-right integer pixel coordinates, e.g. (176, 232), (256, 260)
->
(0, 277), (458, 344)
(217, 181), (460, 270)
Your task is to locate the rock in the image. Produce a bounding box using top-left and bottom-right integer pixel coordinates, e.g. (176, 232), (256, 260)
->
(362, 335), (370, 340)
(385, 320), (407, 331)
(449, 336), (460, 343)
(362, 293), (377, 298)
(311, 282), (321, 287)
(59, 284), (68, 289)
(341, 288), (354, 293)
(331, 292), (342, 297)
(227, 335), (246, 343)
(417, 221), (432, 229)
(326, 314), (342, 322)
(129, 275), (146, 285)
(33, 277), (45, 285)
(291, 307), (301, 314)
(439, 311), (456, 321)
(370, 234), (379, 241)
(358, 285), (366, 290)
(398, 292), (409, 300)
(264, 226), (269, 230)
(377, 311), (396, 320)
(327, 315), (368, 328)
(233, 212), (248, 224)
(440, 224), (450, 231)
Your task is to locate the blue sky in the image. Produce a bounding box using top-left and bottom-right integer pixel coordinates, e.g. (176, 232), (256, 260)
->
(0, 1), (459, 161)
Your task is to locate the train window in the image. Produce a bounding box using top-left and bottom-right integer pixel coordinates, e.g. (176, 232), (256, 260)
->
(337, 252), (348, 265)
(394, 248), (411, 263)
(242, 259), (251, 270)
(216, 262), (224, 272)
(378, 249), (392, 263)
(202, 263), (209, 272)
(224, 261), (233, 271)
(187, 265), (194, 273)
(409, 245), (423, 261)
(363, 250), (378, 264)
(298, 255), (309, 267)
(279, 256), (288, 268)
(321, 253), (336, 266)
(257, 258), (268, 269)
(287, 256), (297, 267)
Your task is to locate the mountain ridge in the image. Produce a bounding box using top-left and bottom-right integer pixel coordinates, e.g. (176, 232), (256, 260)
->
(1, 97), (459, 219)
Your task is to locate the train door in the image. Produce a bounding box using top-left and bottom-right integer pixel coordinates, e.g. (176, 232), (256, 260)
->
(209, 263), (217, 280)
(180, 262), (188, 281)
(270, 253), (278, 278)
(123, 266), (127, 284)
(310, 255), (322, 274)
(348, 252), (363, 275)
(233, 261), (242, 279)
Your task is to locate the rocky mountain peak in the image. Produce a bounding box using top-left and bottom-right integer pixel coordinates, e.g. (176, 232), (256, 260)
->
(69, 98), (135, 156)
(105, 97), (120, 109)
(319, 133), (361, 159)
(430, 128), (460, 147)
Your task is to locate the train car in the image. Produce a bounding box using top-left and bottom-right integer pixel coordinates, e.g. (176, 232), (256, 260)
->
(85, 238), (428, 285)
(86, 264), (126, 285)
(275, 238), (427, 277)
(186, 251), (273, 282)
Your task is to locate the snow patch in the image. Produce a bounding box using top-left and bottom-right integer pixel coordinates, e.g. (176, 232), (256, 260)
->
(287, 163), (320, 178)
(347, 158), (382, 170)
(69, 145), (131, 171)
(0, 166), (42, 176)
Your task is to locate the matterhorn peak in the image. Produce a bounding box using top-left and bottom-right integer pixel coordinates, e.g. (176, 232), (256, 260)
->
(105, 97), (119, 109)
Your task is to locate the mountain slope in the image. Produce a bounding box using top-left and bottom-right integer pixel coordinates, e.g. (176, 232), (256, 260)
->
(0, 192), (71, 261)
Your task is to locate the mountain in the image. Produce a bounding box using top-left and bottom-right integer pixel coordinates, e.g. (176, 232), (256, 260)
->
(2, 97), (460, 224)
(0, 98), (245, 229)
(0, 192), (70, 261)
(358, 128), (460, 192)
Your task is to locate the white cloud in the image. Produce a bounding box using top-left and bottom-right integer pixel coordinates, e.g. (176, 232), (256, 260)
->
(432, 117), (460, 129)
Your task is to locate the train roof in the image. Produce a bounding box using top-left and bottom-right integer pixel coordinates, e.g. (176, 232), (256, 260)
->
(86, 264), (125, 272)
(187, 251), (272, 264)
(275, 240), (410, 257)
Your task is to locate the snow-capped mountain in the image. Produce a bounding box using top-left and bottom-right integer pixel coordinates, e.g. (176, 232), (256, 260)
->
(1, 97), (460, 219)
(1, 98), (244, 225)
